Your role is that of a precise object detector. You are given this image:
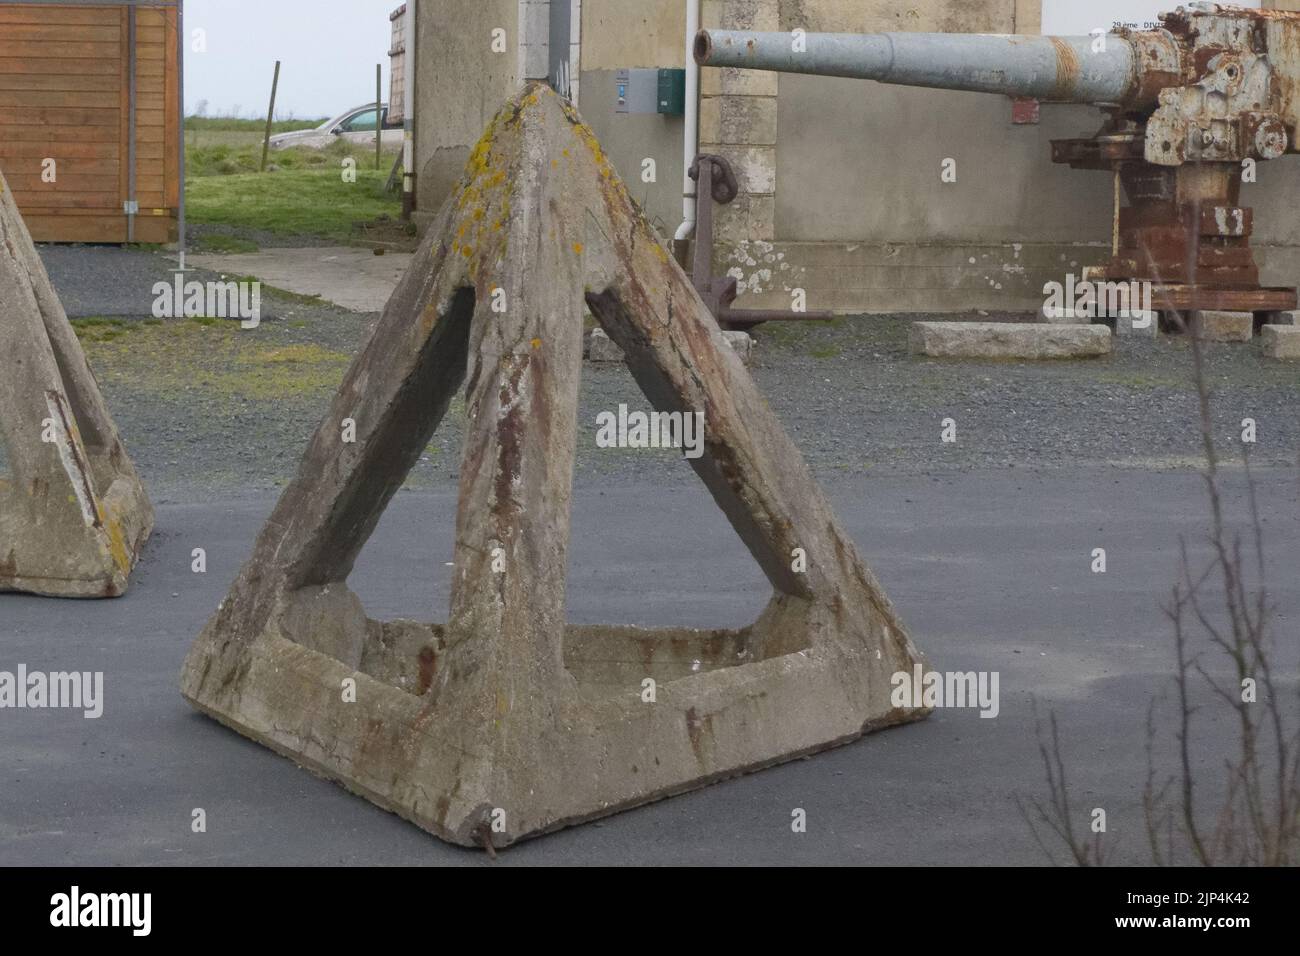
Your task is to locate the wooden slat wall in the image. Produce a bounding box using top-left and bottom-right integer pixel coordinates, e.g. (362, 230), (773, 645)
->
(0, 3), (178, 243)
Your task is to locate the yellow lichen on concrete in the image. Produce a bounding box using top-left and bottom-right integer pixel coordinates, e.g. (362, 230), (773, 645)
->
(101, 508), (132, 576)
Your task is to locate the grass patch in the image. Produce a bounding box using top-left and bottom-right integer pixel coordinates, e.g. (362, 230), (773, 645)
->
(808, 345), (842, 359)
(185, 116), (323, 152)
(72, 317), (136, 343)
(186, 116), (323, 133)
(186, 130), (401, 241)
(186, 163), (398, 242)
(78, 318), (351, 401)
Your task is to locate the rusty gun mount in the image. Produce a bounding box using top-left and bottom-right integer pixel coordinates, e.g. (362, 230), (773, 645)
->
(695, 3), (1300, 318)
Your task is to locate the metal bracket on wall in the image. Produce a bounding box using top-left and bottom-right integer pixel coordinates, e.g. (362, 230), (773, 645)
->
(688, 154), (832, 330)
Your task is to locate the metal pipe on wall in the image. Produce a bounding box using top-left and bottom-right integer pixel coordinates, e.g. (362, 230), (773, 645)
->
(674, 0), (700, 245)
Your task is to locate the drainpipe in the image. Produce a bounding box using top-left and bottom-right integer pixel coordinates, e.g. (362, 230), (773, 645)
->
(402, 0), (417, 219)
(674, 0), (700, 246)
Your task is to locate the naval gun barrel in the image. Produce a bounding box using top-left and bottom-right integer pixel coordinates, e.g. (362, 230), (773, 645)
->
(694, 30), (1148, 106)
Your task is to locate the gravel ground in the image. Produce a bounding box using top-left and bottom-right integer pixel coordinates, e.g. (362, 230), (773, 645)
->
(34, 245), (1299, 499)
(38, 243), (308, 319)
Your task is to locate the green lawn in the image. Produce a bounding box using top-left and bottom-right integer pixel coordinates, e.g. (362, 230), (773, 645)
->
(184, 116), (403, 243)
(185, 116), (321, 150)
(187, 166), (398, 241)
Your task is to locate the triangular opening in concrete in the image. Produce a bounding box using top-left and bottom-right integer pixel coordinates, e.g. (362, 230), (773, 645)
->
(0, 172), (153, 598)
(181, 84), (929, 848)
(563, 476), (771, 631)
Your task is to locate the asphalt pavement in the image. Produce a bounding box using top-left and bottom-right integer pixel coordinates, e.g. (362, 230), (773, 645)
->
(2, 468), (1294, 865)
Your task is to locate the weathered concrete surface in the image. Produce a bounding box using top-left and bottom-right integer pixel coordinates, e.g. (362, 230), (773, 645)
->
(413, 0), (520, 223)
(587, 327), (624, 362)
(0, 172), (153, 598)
(910, 321), (1112, 359)
(723, 329), (755, 363)
(1261, 324), (1300, 359)
(1191, 310), (1254, 343)
(182, 248), (414, 313)
(180, 83), (929, 849)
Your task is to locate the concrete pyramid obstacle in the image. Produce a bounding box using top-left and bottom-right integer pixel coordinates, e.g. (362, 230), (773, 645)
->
(0, 172), (153, 598)
(181, 83), (930, 848)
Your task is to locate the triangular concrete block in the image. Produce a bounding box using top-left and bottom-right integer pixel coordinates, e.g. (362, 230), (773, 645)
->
(0, 172), (153, 598)
(181, 84), (929, 848)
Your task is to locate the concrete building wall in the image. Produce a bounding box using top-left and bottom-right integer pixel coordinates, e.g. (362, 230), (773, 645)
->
(578, 2), (688, 232)
(414, 0), (521, 226)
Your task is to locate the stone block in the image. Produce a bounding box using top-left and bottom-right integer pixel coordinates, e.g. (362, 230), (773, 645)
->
(587, 327), (624, 362)
(723, 329), (754, 363)
(1190, 310), (1253, 343)
(1261, 324), (1300, 359)
(910, 321), (1112, 359)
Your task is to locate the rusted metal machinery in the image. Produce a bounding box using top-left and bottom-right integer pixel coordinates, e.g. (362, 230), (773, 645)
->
(689, 153), (833, 329)
(696, 3), (1300, 320)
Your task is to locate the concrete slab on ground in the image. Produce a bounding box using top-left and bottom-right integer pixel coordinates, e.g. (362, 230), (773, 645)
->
(911, 321), (1111, 359)
(182, 247), (412, 313)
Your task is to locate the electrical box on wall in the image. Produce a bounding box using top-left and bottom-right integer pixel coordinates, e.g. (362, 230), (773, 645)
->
(616, 68), (687, 116)
(657, 68), (686, 115)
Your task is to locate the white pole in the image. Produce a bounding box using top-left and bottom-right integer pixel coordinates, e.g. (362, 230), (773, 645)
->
(674, 0), (700, 244)
(403, 0), (416, 218)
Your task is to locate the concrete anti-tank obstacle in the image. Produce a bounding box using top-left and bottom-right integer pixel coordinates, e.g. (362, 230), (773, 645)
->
(180, 83), (930, 849)
(0, 172), (153, 598)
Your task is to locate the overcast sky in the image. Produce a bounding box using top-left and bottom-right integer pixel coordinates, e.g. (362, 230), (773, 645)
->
(1040, 0), (1257, 33)
(181, 0), (1266, 120)
(185, 0), (399, 121)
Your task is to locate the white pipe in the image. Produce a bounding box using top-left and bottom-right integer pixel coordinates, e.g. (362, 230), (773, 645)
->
(674, 0), (700, 242)
(403, 0), (416, 212)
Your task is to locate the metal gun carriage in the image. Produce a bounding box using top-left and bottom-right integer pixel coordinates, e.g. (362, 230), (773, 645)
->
(695, 3), (1300, 321)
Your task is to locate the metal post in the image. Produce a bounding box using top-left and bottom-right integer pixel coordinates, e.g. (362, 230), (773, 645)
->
(126, 5), (137, 242)
(177, 0), (186, 271)
(376, 63), (383, 171)
(260, 60), (281, 173)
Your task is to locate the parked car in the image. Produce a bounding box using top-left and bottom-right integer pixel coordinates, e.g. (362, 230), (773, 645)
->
(269, 104), (404, 150)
